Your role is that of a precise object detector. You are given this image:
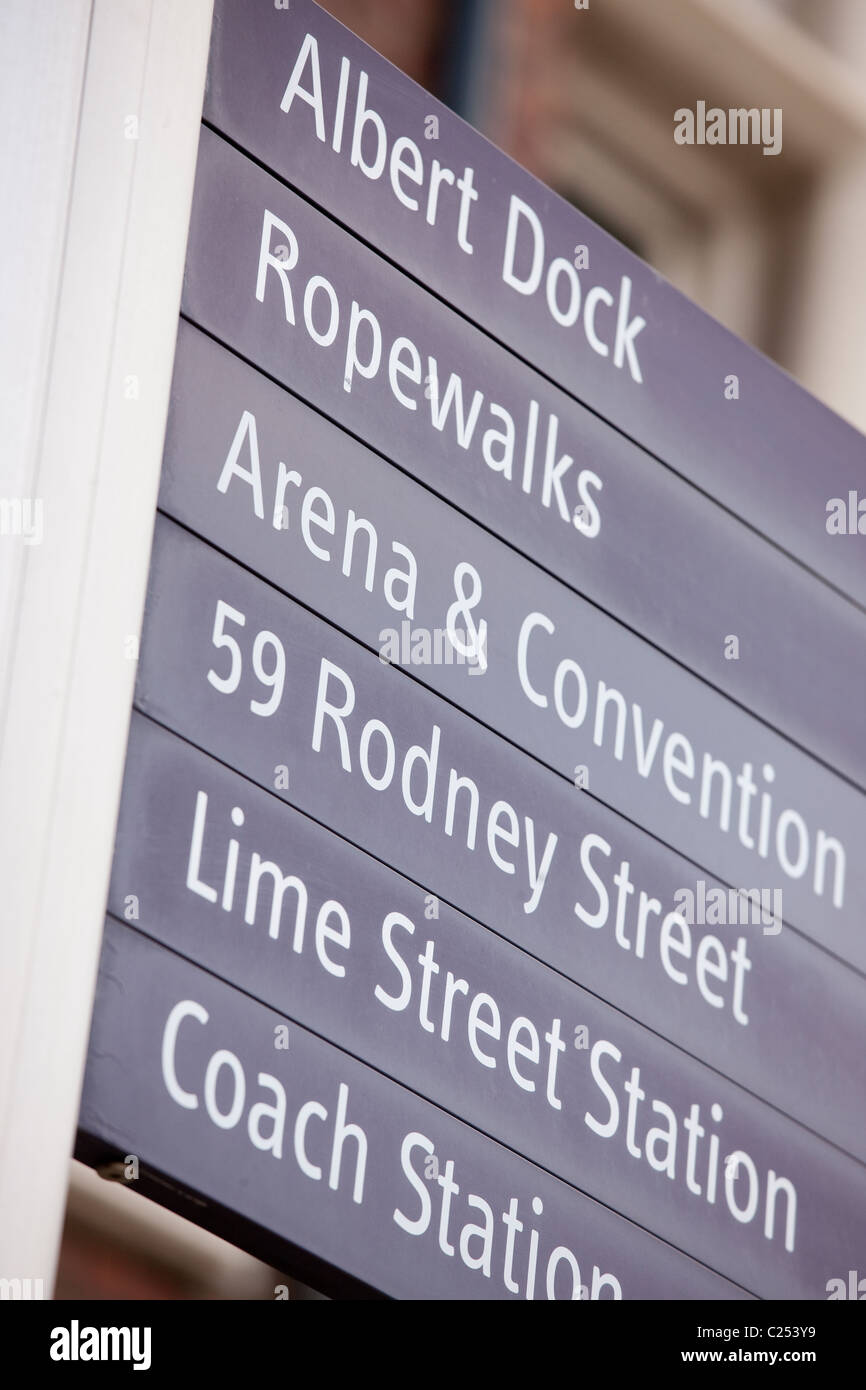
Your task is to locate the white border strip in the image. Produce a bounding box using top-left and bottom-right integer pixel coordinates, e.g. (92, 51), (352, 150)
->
(0, 0), (213, 1287)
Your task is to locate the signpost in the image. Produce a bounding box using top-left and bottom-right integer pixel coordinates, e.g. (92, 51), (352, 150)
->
(80, 922), (749, 1301)
(77, 0), (866, 1300)
(180, 142), (866, 790)
(203, 0), (866, 608)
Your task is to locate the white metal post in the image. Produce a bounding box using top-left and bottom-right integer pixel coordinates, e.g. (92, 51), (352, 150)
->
(0, 0), (214, 1291)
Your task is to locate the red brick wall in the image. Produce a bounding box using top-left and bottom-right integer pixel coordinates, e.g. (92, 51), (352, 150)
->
(316, 0), (450, 89)
(315, 0), (578, 188)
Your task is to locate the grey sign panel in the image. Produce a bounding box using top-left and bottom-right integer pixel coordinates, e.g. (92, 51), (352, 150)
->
(113, 714), (866, 1168)
(136, 510), (866, 984)
(204, 0), (866, 608)
(179, 138), (866, 794)
(155, 334), (866, 971)
(108, 712), (866, 1300)
(79, 920), (752, 1301)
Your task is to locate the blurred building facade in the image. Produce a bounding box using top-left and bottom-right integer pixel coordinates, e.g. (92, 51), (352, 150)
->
(54, 0), (866, 1299)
